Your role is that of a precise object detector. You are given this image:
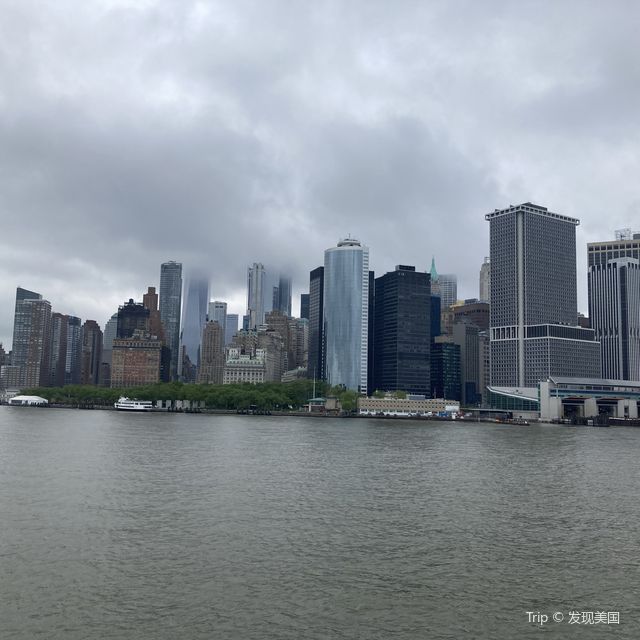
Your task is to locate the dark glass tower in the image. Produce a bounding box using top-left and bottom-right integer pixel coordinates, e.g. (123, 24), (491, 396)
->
(159, 261), (182, 381)
(300, 294), (310, 320)
(307, 266), (324, 380)
(373, 266), (431, 395)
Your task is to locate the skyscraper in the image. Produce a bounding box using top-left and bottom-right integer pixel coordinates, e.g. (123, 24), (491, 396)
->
(64, 316), (82, 385)
(300, 294), (310, 320)
(588, 257), (640, 380)
(180, 272), (209, 379)
(208, 301), (227, 337)
(247, 263), (266, 328)
(225, 314), (239, 345)
(486, 202), (601, 387)
(11, 288), (52, 388)
(323, 238), (370, 393)
(373, 265), (431, 395)
(100, 312), (118, 386)
(80, 320), (103, 385)
(438, 274), (458, 309)
(197, 321), (225, 384)
(479, 257), (491, 303)
(50, 312), (69, 387)
(307, 266), (324, 380)
(159, 261), (182, 381)
(273, 274), (292, 317)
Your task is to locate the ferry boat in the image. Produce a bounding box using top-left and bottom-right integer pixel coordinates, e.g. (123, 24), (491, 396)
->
(114, 397), (154, 412)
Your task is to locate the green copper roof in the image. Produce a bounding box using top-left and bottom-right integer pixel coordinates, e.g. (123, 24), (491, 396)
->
(430, 256), (439, 282)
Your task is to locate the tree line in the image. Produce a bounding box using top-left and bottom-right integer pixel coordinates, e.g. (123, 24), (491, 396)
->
(20, 380), (361, 411)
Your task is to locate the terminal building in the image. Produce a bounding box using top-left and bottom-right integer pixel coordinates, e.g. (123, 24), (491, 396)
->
(488, 377), (640, 422)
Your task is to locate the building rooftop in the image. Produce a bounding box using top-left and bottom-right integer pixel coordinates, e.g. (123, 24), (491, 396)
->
(485, 202), (579, 226)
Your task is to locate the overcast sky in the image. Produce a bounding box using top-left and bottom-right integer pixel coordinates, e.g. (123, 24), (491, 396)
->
(1, 0), (639, 347)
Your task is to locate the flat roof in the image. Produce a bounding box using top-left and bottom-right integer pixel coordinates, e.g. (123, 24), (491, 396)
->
(485, 203), (579, 225)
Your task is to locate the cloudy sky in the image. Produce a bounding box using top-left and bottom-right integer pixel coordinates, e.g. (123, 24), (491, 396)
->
(1, 0), (639, 347)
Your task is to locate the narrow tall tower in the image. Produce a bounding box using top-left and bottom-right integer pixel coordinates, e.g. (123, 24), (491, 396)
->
(159, 261), (182, 380)
(247, 263), (266, 328)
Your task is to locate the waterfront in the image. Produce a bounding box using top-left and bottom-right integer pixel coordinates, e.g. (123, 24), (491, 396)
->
(1, 408), (638, 639)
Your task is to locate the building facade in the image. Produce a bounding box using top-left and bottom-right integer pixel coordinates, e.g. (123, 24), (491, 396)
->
(197, 321), (225, 384)
(223, 347), (266, 384)
(11, 289), (52, 388)
(323, 239), (370, 393)
(247, 263), (266, 328)
(225, 314), (239, 345)
(80, 320), (103, 385)
(479, 257), (491, 303)
(430, 338), (461, 401)
(180, 272), (209, 379)
(373, 265), (431, 395)
(486, 202), (601, 387)
(307, 266), (324, 380)
(438, 274), (458, 309)
(588, 257), (640, 380)
(159, 261), (182, 380)
(110, 334), (162, 387)
(208, 301), (227, 337)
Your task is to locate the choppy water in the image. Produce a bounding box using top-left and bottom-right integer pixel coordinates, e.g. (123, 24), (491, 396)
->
(1, 407), (639, 638)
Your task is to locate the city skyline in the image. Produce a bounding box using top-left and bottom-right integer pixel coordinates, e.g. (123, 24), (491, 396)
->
(1, 2), (639, 347)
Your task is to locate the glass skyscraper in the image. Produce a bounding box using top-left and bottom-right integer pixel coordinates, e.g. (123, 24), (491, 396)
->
(323, 239), (370, 393)
(159, 261), (182, 380)
(373, 266), (431, 395)
(180, 271), (209, 378)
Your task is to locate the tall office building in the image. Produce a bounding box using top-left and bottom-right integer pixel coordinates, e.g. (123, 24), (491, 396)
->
(439, 274), (458, 309)
(272, 274), (292, 317)
(323, 238), (370, 393)
(11, 288), (52, 388)
(307, 267), (324, 380)
(225, 314), (239, 345)
(100, 313), (118, 386)
(588, 257), (640, 380)
(247, 263), (266, 328)
(50, 312), (69, 387)
(159, 261), (182, 380)
(431, 338), (461, 401)
(373, 266), (431, 395)
(300, 294), (310, 320)
(479, 257), (491, 303)
(64, 316), (82, 385)
(197, 321), (225, 384)
(486, 202), (601, 387)
(452, 321), (480, 405)
(81, 320), (103, 385)
(208, 301), (227, 337)
(180, 272), (209, 378)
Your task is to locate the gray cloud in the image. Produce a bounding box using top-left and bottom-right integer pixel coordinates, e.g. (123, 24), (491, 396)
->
(1, 0), (639, 345)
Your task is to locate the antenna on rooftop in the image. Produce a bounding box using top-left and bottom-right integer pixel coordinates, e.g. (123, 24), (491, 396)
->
(615, 228), (632, 241)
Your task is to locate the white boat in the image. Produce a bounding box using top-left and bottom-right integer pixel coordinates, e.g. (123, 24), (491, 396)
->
(114, 397), (154, 411)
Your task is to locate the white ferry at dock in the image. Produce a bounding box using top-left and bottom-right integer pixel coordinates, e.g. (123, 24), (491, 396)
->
(114, 397), (154, 412)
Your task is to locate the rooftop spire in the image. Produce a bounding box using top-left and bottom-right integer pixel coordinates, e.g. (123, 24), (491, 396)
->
(430, 256), (439, 282)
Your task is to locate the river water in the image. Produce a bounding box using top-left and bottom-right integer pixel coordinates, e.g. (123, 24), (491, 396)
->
(1, 407), (638, 639)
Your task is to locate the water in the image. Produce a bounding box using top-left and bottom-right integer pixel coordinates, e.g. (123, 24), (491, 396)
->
(1, 408), (639, 639)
